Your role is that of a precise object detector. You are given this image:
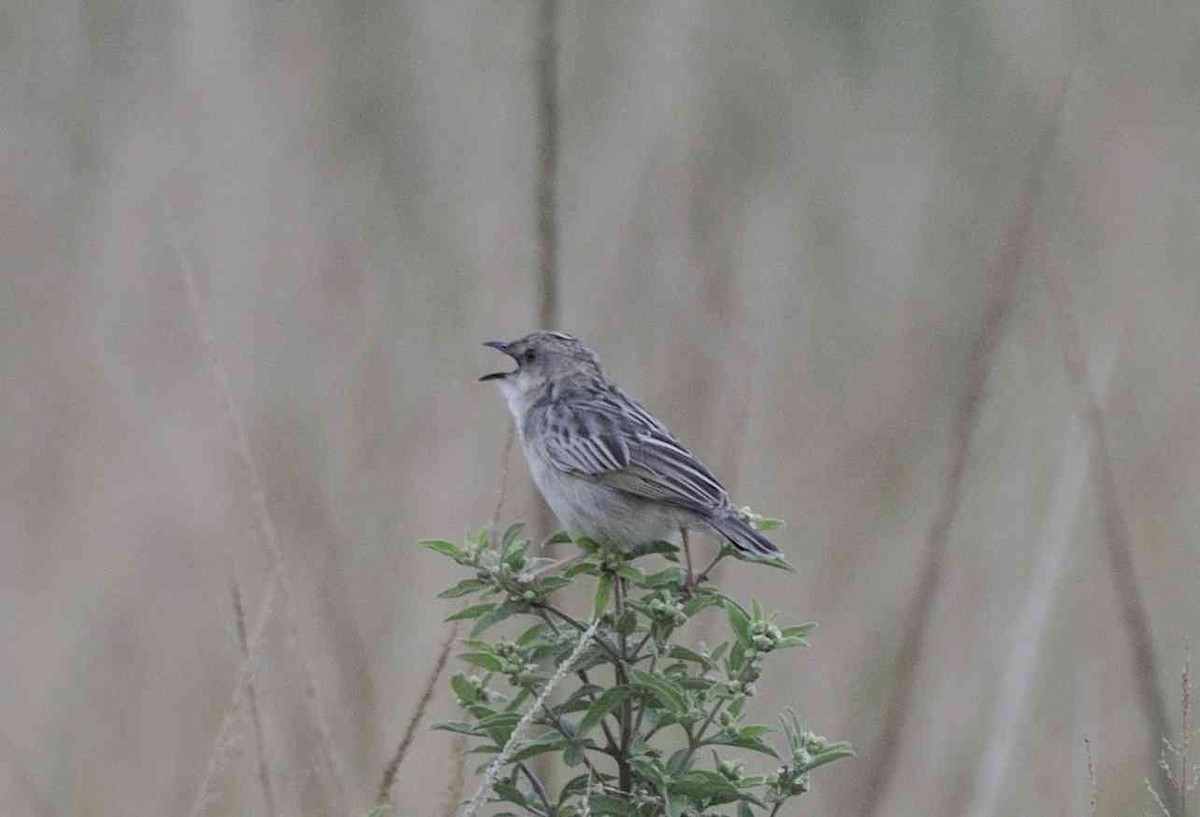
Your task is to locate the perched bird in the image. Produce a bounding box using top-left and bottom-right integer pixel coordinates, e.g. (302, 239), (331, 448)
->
(480, 330), (784, 565)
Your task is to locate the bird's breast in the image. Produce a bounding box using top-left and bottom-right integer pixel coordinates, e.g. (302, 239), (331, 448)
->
(519, 436), (681, 547)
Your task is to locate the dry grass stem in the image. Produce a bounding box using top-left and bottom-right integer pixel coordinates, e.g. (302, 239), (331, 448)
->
(965, 343), (1113, 817)
(167, 199), (347, 813)
(440, 736), (469, 817)
(460, 617), (601, 817)
(376, 624), (461, 806)
(1044, 262), (1172, 801)
(187, 570), (281, 817)
(231, 577), (279, 817)
(862, 77), (1071, 816)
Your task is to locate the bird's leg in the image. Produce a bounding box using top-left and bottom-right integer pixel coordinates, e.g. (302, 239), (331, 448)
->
(680, 525), (696, 596)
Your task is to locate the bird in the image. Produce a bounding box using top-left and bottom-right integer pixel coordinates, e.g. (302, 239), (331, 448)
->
(480, 330), (785, 570)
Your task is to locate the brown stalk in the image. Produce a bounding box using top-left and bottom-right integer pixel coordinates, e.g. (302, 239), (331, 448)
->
(1043, 263), (1172, 807)
(381, 422), (516, 811)
(231, 576), (279, 817)
(167, 198), (347, 814)
(860, 79), (1070, 815)
(376, 625), (460, 807)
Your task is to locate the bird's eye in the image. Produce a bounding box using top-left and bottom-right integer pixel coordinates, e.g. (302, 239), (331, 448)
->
(523, 350), (537, 363)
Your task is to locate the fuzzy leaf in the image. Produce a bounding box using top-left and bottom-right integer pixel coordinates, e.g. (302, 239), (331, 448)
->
(438, 578), (489, 599)
(541, 530), (573, 547)
(459, 652), (503, 672)
(421, 539), (464, 559)
(725, 600), (752, 647)
(588, 795), (638, 816)
(578, 687), (631, 736)
(629, 668), (687, 713)
(445, 603), (495, 622)
(500, 523), (525, 553)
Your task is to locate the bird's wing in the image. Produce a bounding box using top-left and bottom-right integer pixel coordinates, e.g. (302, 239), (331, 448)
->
(535, 392), (730, 514)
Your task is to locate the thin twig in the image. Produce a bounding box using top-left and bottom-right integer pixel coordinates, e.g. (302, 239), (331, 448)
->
(377, 624), (461, 806)
(168, 199), (348, 815)
(520, 762), (554, 816)
(231, 577), (279, 817)
(860, 77), (1071, 816)
(460, 618), (602, 817)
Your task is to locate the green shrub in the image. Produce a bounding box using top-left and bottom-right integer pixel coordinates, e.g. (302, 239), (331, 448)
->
(425, 519), (852, 817)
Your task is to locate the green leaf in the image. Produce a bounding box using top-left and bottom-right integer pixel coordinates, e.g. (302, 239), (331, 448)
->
(737, 802), (755, 817)
(557, 772), (597, 805)
(420, 539), (463, 559)
(459, 652), (503, 672)
(562, 742), (586, 767)
(500, 522), (525, 553)
(593, 574), (613, 618)
(431, 719), (482, 736)
(781, 622), (817, 639)
(614, 610), (638, 636)
(542, 530), (573, 547)
(670, 770), (741, 804)
(644, 567), (685, 587)
(682, 592), (723, 617)
(703, 733), (780, 759)
(615, 564), (646, 584)
(668, 645), (714, 669)
(491, 780), (528, 807)
(588, 794), (638, 816)
(534, 575), (572, 593)
(566, 561), (599, 579)
(796, 742), (856, 773)
(516, 624), (547, 645)
(725, 600), (751, 647)
(470, 601), (520, 636)
(665, 747), (691, 775)
(438, 578), (489, 599)
(629, 668), (687, 713)
(624, 539), (679, 559)
(450, 673), (478, 704)
(444, 603), (495, 622)
(507, 732), (572, 763)
(578, 687), (631, 736)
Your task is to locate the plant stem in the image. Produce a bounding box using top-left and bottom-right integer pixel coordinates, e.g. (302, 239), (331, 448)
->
(520, 762), (554, 817)
(680, 525), (695, 591)
(690, 699), (726, 750)
(612, 573), (633, 795)
(535, 603), (622, 663)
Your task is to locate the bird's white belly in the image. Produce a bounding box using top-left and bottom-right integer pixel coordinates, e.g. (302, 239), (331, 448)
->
(522, 440), (681, 547)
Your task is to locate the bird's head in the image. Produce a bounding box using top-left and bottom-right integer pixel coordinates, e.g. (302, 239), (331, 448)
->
(481, 331), (606, 414)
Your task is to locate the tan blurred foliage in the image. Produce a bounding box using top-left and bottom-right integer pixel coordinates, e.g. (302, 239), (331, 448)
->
(3, 1), (1200, 816)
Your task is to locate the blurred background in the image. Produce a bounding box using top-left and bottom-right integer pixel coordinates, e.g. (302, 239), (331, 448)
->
(4, 0), (1200, 815)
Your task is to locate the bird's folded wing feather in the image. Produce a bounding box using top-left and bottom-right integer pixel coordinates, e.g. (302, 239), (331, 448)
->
(536, 394), (729, 513)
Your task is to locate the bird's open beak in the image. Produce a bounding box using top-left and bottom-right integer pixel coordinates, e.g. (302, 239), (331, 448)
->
(480, 340), (516, 381)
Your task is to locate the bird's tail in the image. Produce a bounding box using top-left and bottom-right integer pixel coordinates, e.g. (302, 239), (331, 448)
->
(708, 512), (787, 563)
